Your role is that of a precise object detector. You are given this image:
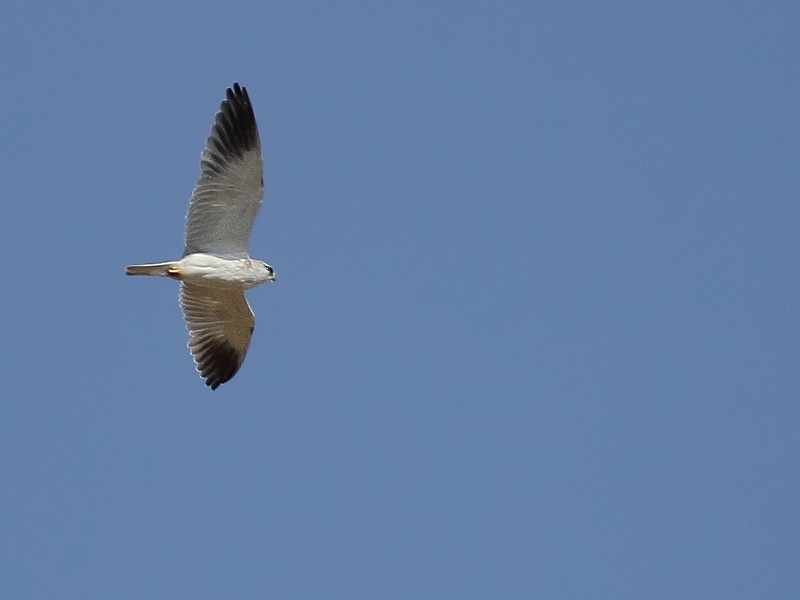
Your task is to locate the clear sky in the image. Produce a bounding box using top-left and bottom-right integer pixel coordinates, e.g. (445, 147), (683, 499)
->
(1, 1), (798, 598)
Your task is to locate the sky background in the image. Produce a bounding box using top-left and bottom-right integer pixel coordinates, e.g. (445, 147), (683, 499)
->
(1, 1), (799, 598)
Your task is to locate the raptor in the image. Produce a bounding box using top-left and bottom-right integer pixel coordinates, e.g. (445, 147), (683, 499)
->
(126, 83), (275, 389)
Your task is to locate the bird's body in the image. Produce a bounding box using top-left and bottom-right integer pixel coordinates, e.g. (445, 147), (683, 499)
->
(126, 83), (275, 390)
(127, 254), (274, 289)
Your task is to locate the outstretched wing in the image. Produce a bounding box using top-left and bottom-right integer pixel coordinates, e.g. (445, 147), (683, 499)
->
(179, 283), (255, 389)
(183, 83), (263, 258)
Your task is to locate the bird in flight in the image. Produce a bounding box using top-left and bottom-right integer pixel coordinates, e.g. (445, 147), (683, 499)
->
(126, 83), (275, 390)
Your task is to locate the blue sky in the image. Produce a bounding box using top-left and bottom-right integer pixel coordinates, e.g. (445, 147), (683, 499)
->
(1, 1), (798, 598)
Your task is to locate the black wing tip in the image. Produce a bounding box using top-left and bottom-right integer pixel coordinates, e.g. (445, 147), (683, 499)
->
(228, 82), (246, 100)
(224, 83), (248, 116)
(208, 82), (260, 161)
(196, 339), (242, 390)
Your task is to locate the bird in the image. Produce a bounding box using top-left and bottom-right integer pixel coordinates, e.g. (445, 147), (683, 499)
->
(126, 83), (275, 390)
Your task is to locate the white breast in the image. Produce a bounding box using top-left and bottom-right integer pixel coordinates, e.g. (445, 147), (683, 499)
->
(177, 253), (266, 289)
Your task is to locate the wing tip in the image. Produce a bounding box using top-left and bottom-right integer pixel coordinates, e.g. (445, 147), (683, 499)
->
(212, 82), (260, 158)
(190, 337), (243, 391)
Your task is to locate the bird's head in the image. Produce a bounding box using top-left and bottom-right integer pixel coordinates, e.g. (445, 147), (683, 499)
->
(259, 261), (276, 282)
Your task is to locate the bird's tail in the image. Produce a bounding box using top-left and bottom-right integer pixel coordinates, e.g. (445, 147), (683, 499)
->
(125, 261), (177, 277)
